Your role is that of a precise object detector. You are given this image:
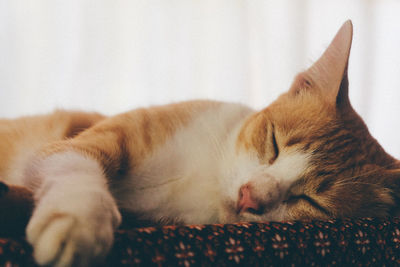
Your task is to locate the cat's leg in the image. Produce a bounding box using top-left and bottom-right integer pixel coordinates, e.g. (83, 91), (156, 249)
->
(24, 106), (183, 266)
(25, 151), (121, 267)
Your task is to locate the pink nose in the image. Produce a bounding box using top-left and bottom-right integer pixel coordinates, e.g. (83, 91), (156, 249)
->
(237, 184), (261, 214)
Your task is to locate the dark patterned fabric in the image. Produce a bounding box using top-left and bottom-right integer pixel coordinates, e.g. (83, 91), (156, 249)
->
(1, 218), (400, 266)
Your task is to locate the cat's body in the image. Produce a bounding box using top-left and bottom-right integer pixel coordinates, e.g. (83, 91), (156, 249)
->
(1, 21), (399, 266)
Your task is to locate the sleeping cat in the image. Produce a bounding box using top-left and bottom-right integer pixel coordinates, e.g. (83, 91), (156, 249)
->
(0, 20), (399, 266)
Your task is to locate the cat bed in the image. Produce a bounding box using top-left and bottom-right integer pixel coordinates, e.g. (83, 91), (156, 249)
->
(1, 217), (400, 266)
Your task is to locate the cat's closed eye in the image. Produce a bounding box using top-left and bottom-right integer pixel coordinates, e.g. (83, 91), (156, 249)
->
(285, 194), (312, 204)
(285, 194), (330, 216)
(269, 127), (279, 164)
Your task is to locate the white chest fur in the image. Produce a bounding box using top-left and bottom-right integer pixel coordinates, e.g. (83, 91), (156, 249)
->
(113, 103), (253, 224)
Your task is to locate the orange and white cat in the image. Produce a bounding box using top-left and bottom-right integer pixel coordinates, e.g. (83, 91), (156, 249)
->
(1, 21), (399, 266)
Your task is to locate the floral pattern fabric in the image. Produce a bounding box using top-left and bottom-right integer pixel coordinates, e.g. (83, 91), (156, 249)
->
(1, 218), (400, 266)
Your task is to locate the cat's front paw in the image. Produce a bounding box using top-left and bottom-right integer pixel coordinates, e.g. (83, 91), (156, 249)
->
(26, 196), (121, 266)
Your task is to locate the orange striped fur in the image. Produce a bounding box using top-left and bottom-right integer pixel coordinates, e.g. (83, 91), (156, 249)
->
(0, 21), (399, 266)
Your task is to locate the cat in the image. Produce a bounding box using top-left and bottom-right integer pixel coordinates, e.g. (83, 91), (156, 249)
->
(0, 20), (399, 266)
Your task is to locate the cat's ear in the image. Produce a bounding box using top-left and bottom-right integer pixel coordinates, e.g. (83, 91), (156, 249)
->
(290, 20), (353, 109)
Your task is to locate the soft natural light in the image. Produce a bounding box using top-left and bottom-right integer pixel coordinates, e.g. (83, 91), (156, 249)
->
(0, 0), (399, 157)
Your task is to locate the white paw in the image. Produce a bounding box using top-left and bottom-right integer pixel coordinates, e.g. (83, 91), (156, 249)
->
(26, 193), (121, 267)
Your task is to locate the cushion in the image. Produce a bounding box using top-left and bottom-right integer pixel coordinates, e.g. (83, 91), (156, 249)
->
(1, 217), (400, 266)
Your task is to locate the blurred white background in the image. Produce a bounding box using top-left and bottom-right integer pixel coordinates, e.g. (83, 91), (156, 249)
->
(0, 0), (399, 157)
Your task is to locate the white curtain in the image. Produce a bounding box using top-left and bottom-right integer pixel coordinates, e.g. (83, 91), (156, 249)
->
(0, 0), (399, 158)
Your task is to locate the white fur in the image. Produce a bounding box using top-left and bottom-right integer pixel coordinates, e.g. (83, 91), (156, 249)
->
(25, 151), (121, 267)
(218, 148), (310, 222)
(113, 103), (253, 224)
(265, 149), (310, 190)
(113, 103), (310, 224)
(17, 102), (311, 266)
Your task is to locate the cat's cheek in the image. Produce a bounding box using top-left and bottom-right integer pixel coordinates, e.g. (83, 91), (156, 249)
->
(283, 202), (330, 221)
(272, 204), (291, 221)
(217, 205), (239, 223)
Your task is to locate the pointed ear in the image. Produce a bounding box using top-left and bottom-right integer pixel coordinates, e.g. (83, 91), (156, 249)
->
(290, 20), (353, 108)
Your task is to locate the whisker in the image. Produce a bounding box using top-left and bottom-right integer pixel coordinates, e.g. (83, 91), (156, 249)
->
(332, 181), (384, 188)
(332, 161), (399, 183)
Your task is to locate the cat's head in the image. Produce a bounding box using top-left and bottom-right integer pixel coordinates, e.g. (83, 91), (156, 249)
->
(226, 20), (400, 223)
